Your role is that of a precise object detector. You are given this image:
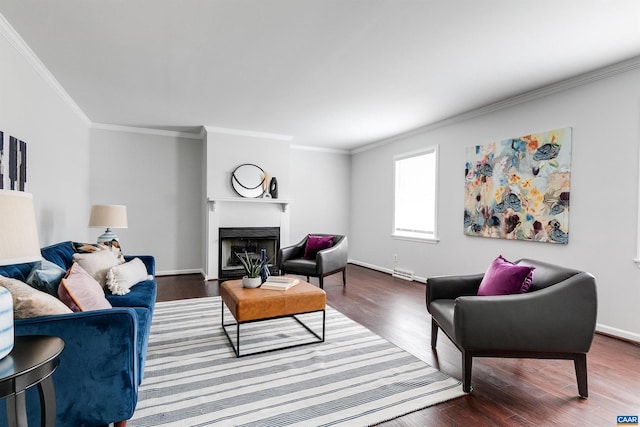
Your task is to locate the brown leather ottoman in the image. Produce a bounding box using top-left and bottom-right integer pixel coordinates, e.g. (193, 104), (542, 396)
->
(220, 279), (326, 357)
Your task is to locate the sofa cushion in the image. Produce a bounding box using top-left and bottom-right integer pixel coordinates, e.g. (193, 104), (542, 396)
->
(73, 250), (120, 287)
(282, 258), (317, 275)
(0, 262), (36, 283)
(477, 255), (535, 296)
(106, 258), (149, 295)
(58, 262), (112, 312)
(26, 259), (66, 296)
(40, 241), (75, 270)
(0, 276), (72, 318)
(106, 279), (157, 311)
(303, 235), (334, 259)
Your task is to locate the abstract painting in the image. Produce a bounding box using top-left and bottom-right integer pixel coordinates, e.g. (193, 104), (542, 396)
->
(464, 127), (572, 244)
(0, 131), (28, 191)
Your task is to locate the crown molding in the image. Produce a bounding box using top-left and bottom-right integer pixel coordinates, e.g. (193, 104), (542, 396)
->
(91, 123), (203, 140)
(204, 125), (293, 142)
(351, 56), (640, 154)
(0, 12), (91, 125)
(290, 144), (350, 155)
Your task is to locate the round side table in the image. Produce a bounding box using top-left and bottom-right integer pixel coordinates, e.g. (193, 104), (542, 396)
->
(0, 335), (64, 427)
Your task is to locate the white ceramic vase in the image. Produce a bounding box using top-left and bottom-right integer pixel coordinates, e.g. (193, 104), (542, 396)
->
(242, 276), (262, 288)
(0, 286), (14, 359)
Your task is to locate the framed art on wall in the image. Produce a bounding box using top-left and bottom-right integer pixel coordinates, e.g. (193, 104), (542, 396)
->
(464, 127), (572, 244)
(0, 131), (27, 191)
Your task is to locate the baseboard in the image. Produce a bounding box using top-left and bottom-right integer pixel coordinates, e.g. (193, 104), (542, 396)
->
(156, 268), (205, 277)
(347, 259), (427, 283)
(596, 323), (640, 344)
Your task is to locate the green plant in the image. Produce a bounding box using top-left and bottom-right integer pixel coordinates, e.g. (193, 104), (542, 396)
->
(235, 251), (267, 278)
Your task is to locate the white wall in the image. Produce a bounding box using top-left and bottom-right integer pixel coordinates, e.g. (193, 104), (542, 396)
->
(90, 127), (203, 275)
(203, 131), (351, 278)
(289, 147), (351, 244)
(204, 129), (292, 278)
(351, 66), (640, 341)
(0, 22), (91, 245)
(206, 129), (290, 199)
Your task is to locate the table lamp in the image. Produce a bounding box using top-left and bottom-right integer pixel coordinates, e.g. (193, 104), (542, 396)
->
(0, 190), (42, 358)
(89, 204), (128, 243)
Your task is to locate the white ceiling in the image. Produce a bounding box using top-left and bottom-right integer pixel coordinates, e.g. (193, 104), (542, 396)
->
(2, 1), (640, 150)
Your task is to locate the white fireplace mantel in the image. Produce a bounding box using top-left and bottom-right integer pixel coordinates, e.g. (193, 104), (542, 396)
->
(207, 197), (292, 213)
(205, 196), (291, 280)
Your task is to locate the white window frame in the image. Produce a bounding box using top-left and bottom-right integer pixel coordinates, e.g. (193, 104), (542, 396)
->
(392, 146), (439, 243)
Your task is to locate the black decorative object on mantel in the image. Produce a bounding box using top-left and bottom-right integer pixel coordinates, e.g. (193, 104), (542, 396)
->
(260, 248), (270, 283)
(269, 177), (278, 199)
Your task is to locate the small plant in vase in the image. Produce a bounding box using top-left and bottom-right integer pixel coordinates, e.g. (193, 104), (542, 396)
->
(235, 251), (267, 288)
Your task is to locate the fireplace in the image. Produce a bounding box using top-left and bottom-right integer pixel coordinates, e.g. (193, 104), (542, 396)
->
(219, 227), (280, 279)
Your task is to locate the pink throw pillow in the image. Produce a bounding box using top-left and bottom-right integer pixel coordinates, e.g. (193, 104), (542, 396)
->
(58, 262), (112, 312)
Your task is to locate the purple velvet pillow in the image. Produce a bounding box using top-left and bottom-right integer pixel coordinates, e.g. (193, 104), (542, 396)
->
(303, 235), (334, 259)
(477, 255), (535, 296)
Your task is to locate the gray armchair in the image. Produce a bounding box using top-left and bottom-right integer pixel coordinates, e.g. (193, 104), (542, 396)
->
(426, 258), (597, 397)
(278, 234), (348, 289)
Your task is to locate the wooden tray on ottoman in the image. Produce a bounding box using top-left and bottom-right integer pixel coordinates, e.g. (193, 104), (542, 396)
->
(220, 279), (326, 357)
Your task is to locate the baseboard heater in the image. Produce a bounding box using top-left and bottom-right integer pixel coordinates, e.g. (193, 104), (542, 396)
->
(392, 268), (414, 281)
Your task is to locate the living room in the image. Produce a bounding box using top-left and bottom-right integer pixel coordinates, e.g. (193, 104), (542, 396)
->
(1, 1), (640, 425)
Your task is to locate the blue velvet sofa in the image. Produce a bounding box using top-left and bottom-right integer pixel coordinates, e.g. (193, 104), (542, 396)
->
(0, 241), (157, 427)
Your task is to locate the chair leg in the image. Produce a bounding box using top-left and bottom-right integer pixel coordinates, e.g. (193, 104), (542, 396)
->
(574, 353), (588, 398)
(319, 276), (324, 289)
(342, 268), (346, 287)
(430, 318), (439, 348)
(462, 351), (473, 393)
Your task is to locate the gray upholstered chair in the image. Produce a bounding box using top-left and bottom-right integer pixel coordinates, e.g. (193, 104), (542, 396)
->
(278, 234), (348, 289)
(426, 258), (597, 397)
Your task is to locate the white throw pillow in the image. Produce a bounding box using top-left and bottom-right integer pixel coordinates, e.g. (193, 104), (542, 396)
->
(72, 250), (120, 287)
(106, 258), (149, 295)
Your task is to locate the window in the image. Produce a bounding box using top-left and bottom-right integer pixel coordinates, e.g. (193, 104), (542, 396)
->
(393, 146), (438, 242)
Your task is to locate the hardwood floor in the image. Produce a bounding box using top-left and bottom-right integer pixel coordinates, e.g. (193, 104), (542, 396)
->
(156, 265), (640, 427)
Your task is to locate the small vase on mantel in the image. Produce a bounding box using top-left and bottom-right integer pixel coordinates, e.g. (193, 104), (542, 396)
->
(242, 276), (262, 288)
(269, 177), (278, 199)
(260, 249), (270, 283)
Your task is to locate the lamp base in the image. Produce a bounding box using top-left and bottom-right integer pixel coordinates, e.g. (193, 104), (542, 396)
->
(0, 287), (14, 359)
(97, 228), (119, 244)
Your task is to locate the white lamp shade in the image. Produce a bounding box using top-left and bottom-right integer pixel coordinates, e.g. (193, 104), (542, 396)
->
(89, 205), (128, 228)
(0, 190), (41, 266)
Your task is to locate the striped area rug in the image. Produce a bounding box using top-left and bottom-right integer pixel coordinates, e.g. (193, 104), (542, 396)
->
(130, 296), (465, 426)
